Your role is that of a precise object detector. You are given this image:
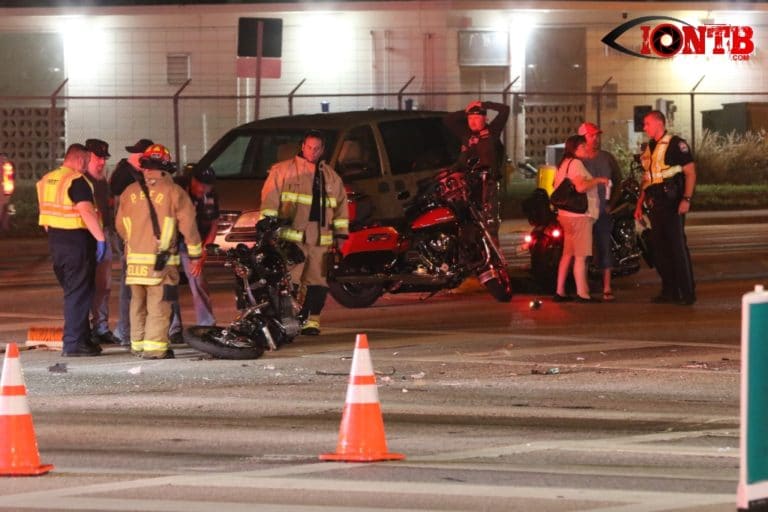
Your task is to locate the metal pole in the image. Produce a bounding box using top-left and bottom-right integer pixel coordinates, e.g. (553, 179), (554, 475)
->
(255, 21), (264, 121)
(173, 79), (191, 166)
(49, 79), (68, 171)
(596, 76), (613, 127)
(690, 75), (705, 154)
(501, 77), (520, 192)
(288, 78), (306, 116)
(397, 76), (415, 111)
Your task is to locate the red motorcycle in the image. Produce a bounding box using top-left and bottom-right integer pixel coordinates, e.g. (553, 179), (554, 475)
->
(328, 163), (512, 308)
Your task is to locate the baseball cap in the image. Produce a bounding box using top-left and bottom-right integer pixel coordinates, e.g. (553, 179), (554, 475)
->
(193, 166), (216, 184)
(577, 122), (602, 136)
(125, 138), (154, 154)
(85, 138), (110, 158)
(466, 105), (487, 116)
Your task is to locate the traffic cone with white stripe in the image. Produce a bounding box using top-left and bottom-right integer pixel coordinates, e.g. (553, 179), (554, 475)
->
(320, 333), (404, 462)
(0, 343), (53, 476)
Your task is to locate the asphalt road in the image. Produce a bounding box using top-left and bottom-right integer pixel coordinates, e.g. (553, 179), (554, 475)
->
(0, 218), (765, 511)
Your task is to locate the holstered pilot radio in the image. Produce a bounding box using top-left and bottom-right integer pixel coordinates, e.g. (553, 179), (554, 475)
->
(135, 175), (170, 271)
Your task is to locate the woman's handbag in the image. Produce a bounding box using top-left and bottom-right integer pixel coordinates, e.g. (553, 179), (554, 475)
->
(550, 159), (587, 214)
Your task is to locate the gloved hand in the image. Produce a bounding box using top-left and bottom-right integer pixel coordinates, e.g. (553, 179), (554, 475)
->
(96, 240), (107, 264)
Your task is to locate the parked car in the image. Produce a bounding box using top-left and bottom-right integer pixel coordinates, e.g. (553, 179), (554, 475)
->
(184, 110), (460, 251)
(0, 154), (15, 232)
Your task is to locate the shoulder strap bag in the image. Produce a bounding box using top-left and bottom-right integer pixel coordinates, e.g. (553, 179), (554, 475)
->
(550, 159), (588, 214)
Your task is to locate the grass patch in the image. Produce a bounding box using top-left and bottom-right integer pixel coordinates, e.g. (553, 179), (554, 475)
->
(4, 182), (46, 238)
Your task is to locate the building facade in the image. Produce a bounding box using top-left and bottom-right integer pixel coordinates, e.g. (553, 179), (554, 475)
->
(0, 1), (766, 177)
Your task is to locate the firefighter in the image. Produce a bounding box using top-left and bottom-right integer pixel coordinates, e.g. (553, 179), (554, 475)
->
(115, 144), (202, 359)
(259, 130), (348, 335)
(37, 143), (107, 357)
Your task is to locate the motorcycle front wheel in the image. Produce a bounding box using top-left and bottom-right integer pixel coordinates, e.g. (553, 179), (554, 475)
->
(479, 239), (513, 302)
(186, 325), (266, 360)
(483, 268), (512, 302)
(328, 281), (384, 308)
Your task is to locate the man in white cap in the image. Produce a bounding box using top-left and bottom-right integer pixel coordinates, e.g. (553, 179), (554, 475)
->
(577, 122), (621, 301)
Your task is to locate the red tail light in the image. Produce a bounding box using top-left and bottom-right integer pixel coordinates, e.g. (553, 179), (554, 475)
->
(551, 228), (562, 238)
(1, 160), (14, 196)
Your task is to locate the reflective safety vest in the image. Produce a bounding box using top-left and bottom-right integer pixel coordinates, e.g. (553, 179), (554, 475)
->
(36, 166), (96, 230)
(259, 156), (348, 246)
(115, 170), (202, 286)
(641, 133), (683, 189)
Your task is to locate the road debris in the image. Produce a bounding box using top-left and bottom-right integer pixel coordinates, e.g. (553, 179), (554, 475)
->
(47, 362), (67, 373)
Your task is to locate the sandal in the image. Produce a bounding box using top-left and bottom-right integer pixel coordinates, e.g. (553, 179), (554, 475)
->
(602, 291), (615, 302)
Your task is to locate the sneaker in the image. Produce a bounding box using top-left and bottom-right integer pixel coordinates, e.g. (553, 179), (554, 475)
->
(92, 330), (123, 345)
(301, 319), (321, 336)
(142, 349), (175, 360)
(169, 332), (184, 345)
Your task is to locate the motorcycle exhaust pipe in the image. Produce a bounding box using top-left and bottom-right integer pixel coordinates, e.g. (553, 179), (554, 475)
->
(332, 273), (450, 286)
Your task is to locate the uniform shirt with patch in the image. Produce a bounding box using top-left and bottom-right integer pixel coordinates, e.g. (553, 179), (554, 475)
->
(648, 134), (694, 167)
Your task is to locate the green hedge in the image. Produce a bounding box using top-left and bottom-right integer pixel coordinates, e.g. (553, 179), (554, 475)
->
(502, 179), (768, 218)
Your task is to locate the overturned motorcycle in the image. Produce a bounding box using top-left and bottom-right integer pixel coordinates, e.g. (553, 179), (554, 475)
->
(328, 162), (513, 308)
(186, 217), (304, 359)
(521, 167), (654, 292)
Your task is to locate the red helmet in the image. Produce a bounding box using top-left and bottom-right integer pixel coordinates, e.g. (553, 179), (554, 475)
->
(139, 144), (174, 171)
(141, 144), (171, 164)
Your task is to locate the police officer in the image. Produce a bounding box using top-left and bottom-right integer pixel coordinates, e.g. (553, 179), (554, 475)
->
(37, 143), (107, 357)
(115, 144), (202, 359)
(634, 110), (696, 305)
(259, 130), (348, 336)
(444, 100), (510, 238)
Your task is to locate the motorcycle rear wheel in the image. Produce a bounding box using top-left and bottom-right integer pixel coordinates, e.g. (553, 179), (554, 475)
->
(186, 325), (266, 360)
(328, 281), (384, 308)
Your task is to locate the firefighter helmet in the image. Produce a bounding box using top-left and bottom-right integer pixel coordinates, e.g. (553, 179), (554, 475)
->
(139, 144), (174, 171)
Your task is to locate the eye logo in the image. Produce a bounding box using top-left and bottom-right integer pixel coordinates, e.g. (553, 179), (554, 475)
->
(602, 15), (755, 60)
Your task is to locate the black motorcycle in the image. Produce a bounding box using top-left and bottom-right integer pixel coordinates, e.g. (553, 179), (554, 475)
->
(522, 163), (653, 292)
(186, 217), (304, 359)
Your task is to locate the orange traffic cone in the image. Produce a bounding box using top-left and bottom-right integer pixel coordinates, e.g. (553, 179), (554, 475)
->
(320, 333), (404, 462)
(0, 343), (54, 476)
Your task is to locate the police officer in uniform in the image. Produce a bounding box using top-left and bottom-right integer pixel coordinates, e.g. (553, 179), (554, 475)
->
(37, 143), (107, 357)
(259, 130), (348, 336)
(115, 144), (202, 359)
(444, 100), (510, 239)
(634, 110), (696, 305)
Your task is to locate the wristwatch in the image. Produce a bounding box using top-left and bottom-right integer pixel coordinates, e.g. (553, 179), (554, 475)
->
(682, 196), (692, 202)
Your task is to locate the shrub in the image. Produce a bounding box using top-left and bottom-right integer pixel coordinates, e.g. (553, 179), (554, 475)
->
(693, 129), (768, 185)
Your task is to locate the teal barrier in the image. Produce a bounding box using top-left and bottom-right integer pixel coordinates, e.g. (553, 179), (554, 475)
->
(738, 284), (768, 512)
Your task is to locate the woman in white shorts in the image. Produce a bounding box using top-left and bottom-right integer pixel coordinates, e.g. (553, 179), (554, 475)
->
(553, 134), (609, 303)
